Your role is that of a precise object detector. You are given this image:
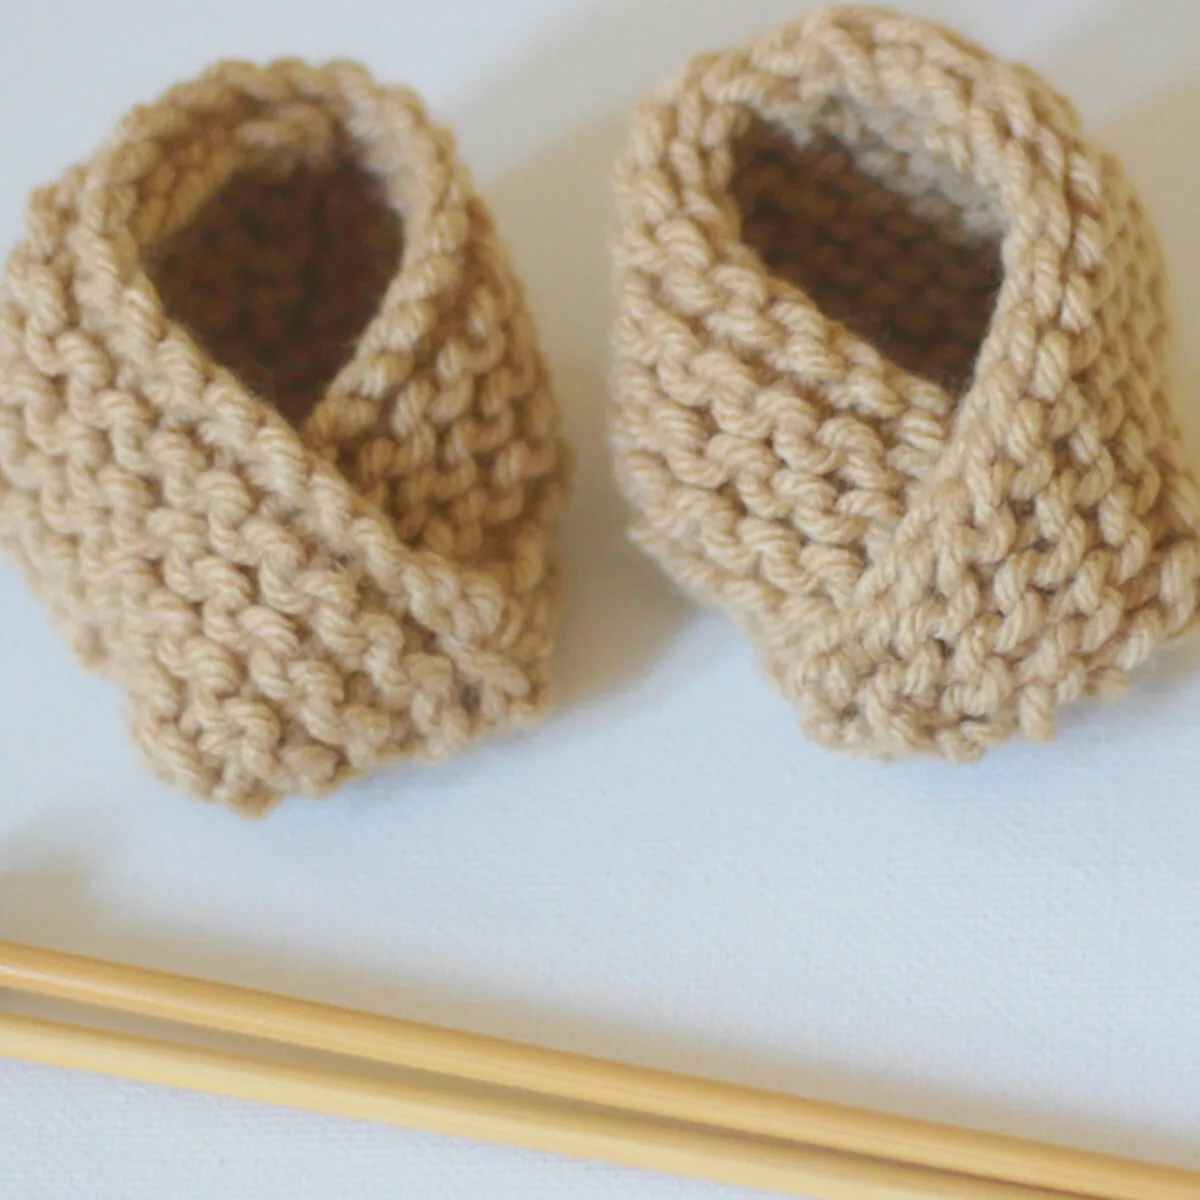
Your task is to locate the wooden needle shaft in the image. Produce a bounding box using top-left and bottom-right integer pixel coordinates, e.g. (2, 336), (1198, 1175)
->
(0, 1010), (1072, 1200)
(1, 940), (1195, 1200)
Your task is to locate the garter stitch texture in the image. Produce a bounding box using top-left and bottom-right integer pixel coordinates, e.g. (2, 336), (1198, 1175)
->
(0, 60), (570, 813)
(611, 7), (1200, 760)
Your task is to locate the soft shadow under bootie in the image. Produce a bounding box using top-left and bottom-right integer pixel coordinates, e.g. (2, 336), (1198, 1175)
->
(611, 6), (1200, 760)
(0, 60), (570, 812)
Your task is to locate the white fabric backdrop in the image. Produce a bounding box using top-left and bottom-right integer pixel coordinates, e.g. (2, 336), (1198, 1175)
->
(2, 1), (1199, 1196)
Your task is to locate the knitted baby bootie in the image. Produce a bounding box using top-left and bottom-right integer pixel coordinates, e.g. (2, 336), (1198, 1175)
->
(611, 6), (1200, 760)
(0, 60), (570, 812)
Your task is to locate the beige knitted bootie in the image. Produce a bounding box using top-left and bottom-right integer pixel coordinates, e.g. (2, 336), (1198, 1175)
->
(611, 6), (1200, 760)
(0, 60), (570, 812)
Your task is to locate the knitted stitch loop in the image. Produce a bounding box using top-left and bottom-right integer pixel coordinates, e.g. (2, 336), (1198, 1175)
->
(0, 59), (570, 812)
(611, 6), (1200, 760)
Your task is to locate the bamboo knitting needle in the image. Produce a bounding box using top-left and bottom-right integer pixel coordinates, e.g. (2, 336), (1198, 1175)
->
(0, 1009), (1061, 1200)
(1, 939), (1196, 1200)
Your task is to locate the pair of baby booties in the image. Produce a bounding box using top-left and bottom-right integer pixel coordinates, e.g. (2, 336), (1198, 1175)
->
(2, 6), (1197, 814)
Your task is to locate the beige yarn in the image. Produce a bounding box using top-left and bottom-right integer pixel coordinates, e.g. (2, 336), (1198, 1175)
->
(0, 60), (570, 813)
(611, 6), (1200, 760)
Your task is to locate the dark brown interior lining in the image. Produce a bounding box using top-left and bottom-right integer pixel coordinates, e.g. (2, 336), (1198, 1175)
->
(148, 158), (403, 426)
(730, 118), (1004, 395)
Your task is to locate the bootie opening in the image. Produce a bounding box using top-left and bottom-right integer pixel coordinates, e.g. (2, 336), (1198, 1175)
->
(730, 114), (1003, 394)
(149, 157), (402, 427)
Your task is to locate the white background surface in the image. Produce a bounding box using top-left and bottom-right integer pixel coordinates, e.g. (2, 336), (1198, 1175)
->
(2, 0), (1200, 1196)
